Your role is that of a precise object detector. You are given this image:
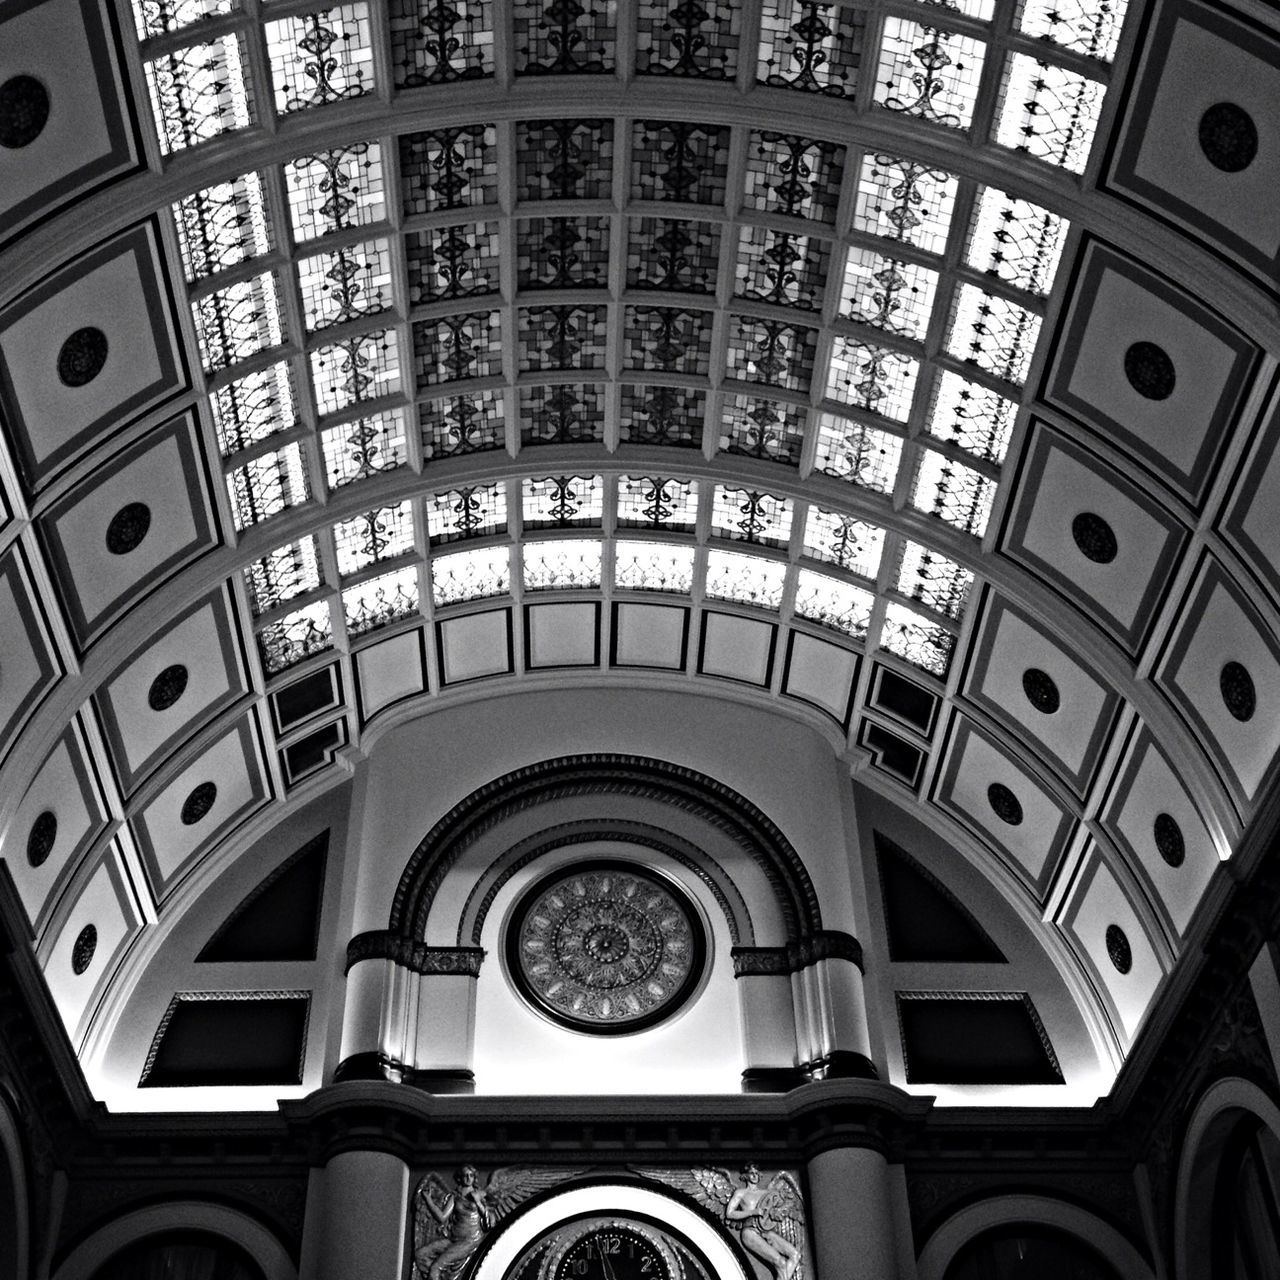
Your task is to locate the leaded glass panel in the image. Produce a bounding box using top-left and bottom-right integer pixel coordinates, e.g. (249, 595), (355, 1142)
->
(826, 338), (919, 421)
(406, 223), (501, 304)
(522, 539), (604, 590)
(926, 371), (1016, 463)
(874, 19), (987, 130)
(734, 226), (829, 310)
(258, 601), (333, 675)
(421, 392), (506, 459)
(895, 540), (972, 619)
(191, 273), (284, 372)
(243, 537), (322, 615)
(813, 413), (903, 493)
(623, 306), (714, 375)
(635, 0), (740, 78)
(172, 172), (271, 283)
(286, 143), (386, 241)
(133, 0), (237, 40)
(322, 410), (409, 487)
(518, 306), (609, 372)
(911, 448), (997, 536)
(144, 36), (253, 154)
(967, 187), (1068, 295)
(619, 385), (705, 447)
(614, 541), (696, 593)
(333, 500), (415, 576)
(227, 442), (310, 528)
(631, 120), (730, 204)
(719, 395), (807, 465)
(879, 600), (954, 676)
(522, 476), (604, 529)
(520, 384), (607, 446)
(725, 316), (816, 392)
(514, 0), (617, 74)
(412, 312), (502, 389)
(343, 565), (420, 635)
(264, 6), (375, 114)
(617, 476), (699, 531)
(704, 549), (786, 609)
(793, 569), (874, 638)
(1018, 0), (1126, 63)
(388, 0), (495, 86)
(400, 125), (498, 214)
(758, 0), (865, 96)
(710, 486), (793, 547)
(425, 483), (507, 542)
(311, 329), (402, 414)
(802, 508), (883, 579)
(841, 247), (939, 340)
(946, 284), (1042, 385)
(852, 154), (957, 255)
(430, 545), (510, 605)
(743, 132), (844, 222)
(297, 240), (394, 331)
(626, 218), (721, 293)
(211, 361), (297, 456)
(518, 119), (614, 199)
(994, 54), (1104, 173)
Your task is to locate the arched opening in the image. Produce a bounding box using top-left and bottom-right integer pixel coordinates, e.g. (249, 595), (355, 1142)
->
(87, 1230), (267, 1280)
(943, 1223), (1122, 1280)
(1210, 1114), (1280, 1280)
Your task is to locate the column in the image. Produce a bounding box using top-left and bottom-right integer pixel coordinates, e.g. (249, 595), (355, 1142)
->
(300, 1149), (409, 1280)
(807, 1146), (902, 1280)
(791, 932), (877, 1080)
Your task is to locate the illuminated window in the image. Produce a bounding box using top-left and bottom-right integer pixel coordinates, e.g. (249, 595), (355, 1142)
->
(704, 549), (786, 610)
(333, 501), (415, 577)
(794, 569), (874, 638)
(614, 541), (696, 594)
(802, 509), (884, 579)
(523, 540), (604, 591)
(430, 546), (510, 605)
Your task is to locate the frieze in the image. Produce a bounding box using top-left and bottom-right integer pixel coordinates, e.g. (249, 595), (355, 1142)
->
(732, 931), (864, 976)
(345, 932), (486, 976)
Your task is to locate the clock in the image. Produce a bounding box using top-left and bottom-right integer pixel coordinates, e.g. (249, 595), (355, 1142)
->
(542, 1218), (681, 1280)
(506, 861), (707, 1034)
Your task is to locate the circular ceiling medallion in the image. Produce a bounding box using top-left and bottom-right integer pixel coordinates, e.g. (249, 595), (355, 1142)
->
(57, 327), (109, 387)
(0, 75), (50, 149)
(1105, 924), (1132, 975)
(1071, 512), (1117, 564)
(71, 924), (97, 975)
(507, 861), (706, 1034)
(987, 782), (1023, 826)
(27, 810), (57, 867)
(1153, 812), (1185, 869)
(1123, 341), (1175, 401)
(147, 663), (189, 711)
(1198, 102), (1258, 172)
(105, 502), (152, 555)
(1022, 668), (1060, 714)
(180, 781), (218, 826)
(1220, 661), (1256, 722)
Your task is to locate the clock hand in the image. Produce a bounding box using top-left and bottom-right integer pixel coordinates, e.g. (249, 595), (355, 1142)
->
(599, 1245), (618, 1280)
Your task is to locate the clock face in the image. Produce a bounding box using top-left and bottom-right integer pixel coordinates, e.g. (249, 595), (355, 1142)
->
(506, 861), (707, 1033)
(546, 1220), (678, 1280)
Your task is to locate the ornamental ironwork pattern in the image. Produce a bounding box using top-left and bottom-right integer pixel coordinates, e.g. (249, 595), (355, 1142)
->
(172, 172), (271, 283)
(632, 120), (730, 203)
(212, 363), (297, 457)
(400, 125), (498, 214)
(257, 601), (333, 674)
(720, 395), (806, 465)
(636, 0), (741, 78)
(508, 863), (705, 1031)
(518, 118), (614, 199)
(143, 36), (253, 154)
(388, 0), (495, 87)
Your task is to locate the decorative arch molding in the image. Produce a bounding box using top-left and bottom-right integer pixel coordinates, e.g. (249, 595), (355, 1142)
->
(457, 818), (758, 948)
(1172, 1074), (1280, 1280)
(0, 1087), (30, 1280)
(388, 754), (824, 942)
(51, 1200), (298, 1280)
(916, 1193), (1157, 1280)
(469, 1180), (753, 1280)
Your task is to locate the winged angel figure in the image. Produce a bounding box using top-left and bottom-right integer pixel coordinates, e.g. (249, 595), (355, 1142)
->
(633, 1163), (806, 1280)
(412, 1165), (587, 1280)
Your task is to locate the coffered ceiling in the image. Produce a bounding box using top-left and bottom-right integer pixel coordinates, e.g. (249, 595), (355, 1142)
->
(0, 0), (1277, 1109)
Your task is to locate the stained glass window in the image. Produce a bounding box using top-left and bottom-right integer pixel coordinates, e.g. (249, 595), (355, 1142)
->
(911, 448), (997, 536)
(947, 285), (1042, 385)
(321, 410), (408, 488)
(813, 414), (903, 494)
(227, 442), (310, 529)
(425, 484), (507, 543)
(880, 600), (955, 677)
(617, 477), (699, 532)
(841, 247), (940, 340)
(342, 565), (420, 635)
(522, 476), (604, 528)
(1018, 0), (1127, 63)
(172, 172), (271, 283)
(297, 240), (394, 331)
(827, 338), (920, 421)
(430, 545), (510, 605)
(802, 509), (884, 579)
(310, 330), (401, 415)
(704, 549), (786, 609)
(614, 541), (697, 593)
(258, 600), (333, 675)
(522, 539), (604, 591)
(925, 371), (1016, 464)
(133, 0), (237, 40)
(967, 187), (1068, 295)
(793, 569), (874, 638)
(286, 143), (386, 241)
(333, 501), (415, 577)
(243, 537), (322, 615)
(211, 362), (297, 457)
(264, 5), (375, 114)
(710, 487), (794, 547)
(895, 541), (973, 619)
(874, 19), (987, 130)
(994, 54), (1104, 173)
(852, 153), (958, 255)
(191, 272), (284, 372)
(144, 36), (253, 154)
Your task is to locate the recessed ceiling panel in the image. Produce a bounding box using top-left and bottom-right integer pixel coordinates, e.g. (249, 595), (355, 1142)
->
(782, 630), (859, 727)
(0, 0), (139, 247)
(37, 414), (217, 648)
(697, 612), (776, 687)
(4, 719), (108, 937)
(94, 588), (247, 793)
(355, 631), (424, 721)
(1106, 0), (1280, 285)
(1220, 403), (1280, 608)
(933, 715), (1075, 899)
(1001, 423), (1188, 653)
(610, 603), (689, 671)
(437, 609), (513, 684)
(1154, 558), (1280, 809)
(525, 601), (600, 669)
(962, 593), (1123, 795)
(0, 546), (61, 763)
(0, 221), (184, 489)
(1043, 239), (1258, 505)
(130, 716), (268, 898)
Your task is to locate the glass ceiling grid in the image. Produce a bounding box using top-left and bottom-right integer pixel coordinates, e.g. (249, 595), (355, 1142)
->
(128, 0), (1133, 698)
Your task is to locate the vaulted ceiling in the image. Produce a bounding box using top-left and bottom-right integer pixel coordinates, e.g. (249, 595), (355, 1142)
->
(1, 0), (1277, 1111)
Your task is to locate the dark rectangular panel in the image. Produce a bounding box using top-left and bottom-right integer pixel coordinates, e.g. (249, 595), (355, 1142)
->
(897, 993), (1062, 1084)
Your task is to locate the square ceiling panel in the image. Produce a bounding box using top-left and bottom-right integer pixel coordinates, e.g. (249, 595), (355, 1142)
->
(1154, 557), (1280, 811)
(94, 588), (249, 794)
(1220, 404), (1280, 610)
(1002, 424), (1188, 654)
(0, 545), (60, 763)
(436, 608), (513, 684)
(0, 0), (139, 247)
(1056, 844), (1166, 1046)
(1106, 0), (1280, 287)
(0, 220), (185, 490)
(525, 602), (600, 669)
(932, 714), (1075, 901)
(37, 413), (218, 650)
(355, 629), (425, 721)
(697, 612), (777, 687)
(1100, 724), (1222, 938)
(130, 716), (268, 900)
(782, 630), (859, 728)
(610, 602), (689, 670)
(1042, 239), (1258, 506)
(961, 592), (1123, 795)
(4, 718), (108, 938)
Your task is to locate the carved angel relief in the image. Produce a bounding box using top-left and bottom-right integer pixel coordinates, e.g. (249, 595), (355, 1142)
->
(412, 1166), (590, 1280)
(632, 1164), (808, 1280)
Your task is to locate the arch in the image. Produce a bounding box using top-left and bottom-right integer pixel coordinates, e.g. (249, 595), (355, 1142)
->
(469, 1180), (752, 1280)
(52, 1201), (297, 1280)
(389, 754), (823, 941)
(0, 1087), (30, 1280)
(917, 1195), (1156, 1280)
(1172, 1075), (1280, 1280)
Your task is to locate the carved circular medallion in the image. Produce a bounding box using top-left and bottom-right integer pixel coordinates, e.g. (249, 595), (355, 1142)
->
(1199, 102), (1258, 172)
(1154, 813), (1185, 869)
(1022, 668), (1060, 715)
(1105, 924), (1132, 975)
(57, 327), (109, 387)
(72, 924), (97, 975)
(507, 861), (706, 1034)
(987, 783), (1023, 826)
(1123, 342), (1176, 401)
(180, 781), (217, 826)
(105, 502), (151, 555)
(1071, 512), (1117, 565)
(0, 75), (50, 149)
(148, 663), (189, 711)
(1220, 661), (1256, 722)
(27, 810), (57, 867)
